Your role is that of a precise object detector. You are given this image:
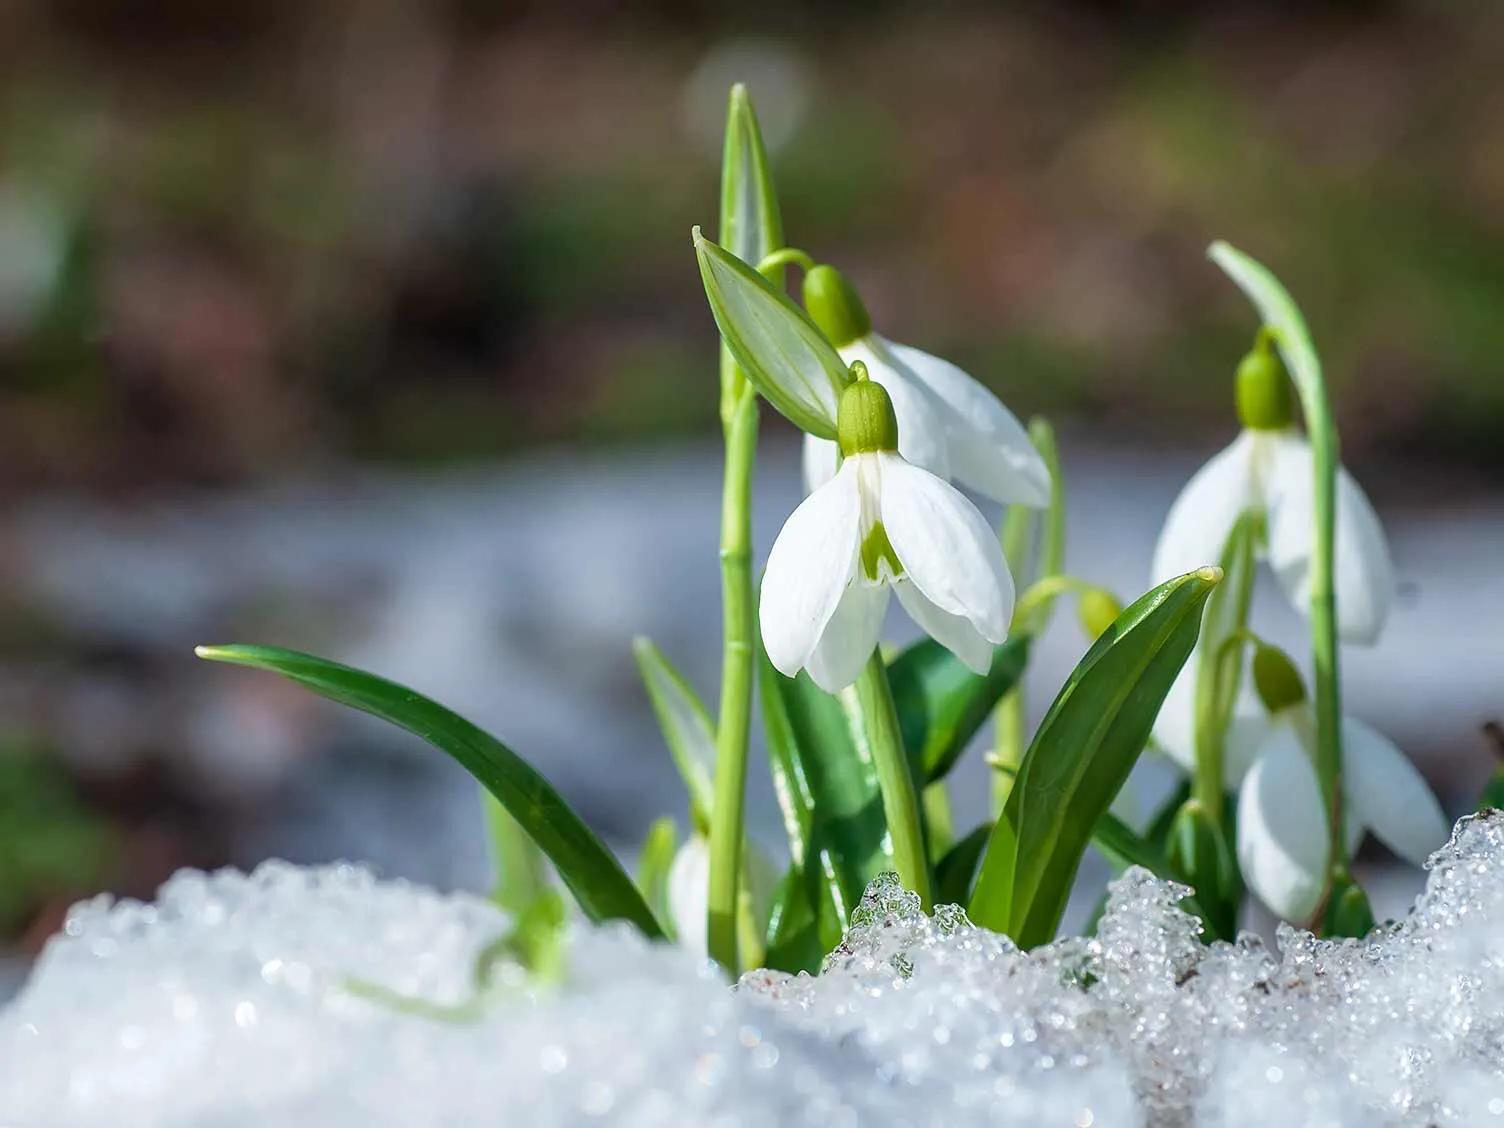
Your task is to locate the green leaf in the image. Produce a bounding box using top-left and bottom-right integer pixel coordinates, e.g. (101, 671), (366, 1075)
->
(631, 637), (716, 829)
(1322, 874), (1375, 939)
(758, 648), (891, 946)
(694, 230), (847, 439)
(934, 822), (992, 906)
(762, 866), (825, 974)
(636, 816), (678, 939)
(196, 644), (662, 938)
(482, 790), (548, 915)
(888, 636), (1031, 783)
(1090, 811), (1211, 927)
(969, 568), (1221, 947)
(719, 84), (784, 293)
(1164, 799), (1240, 941)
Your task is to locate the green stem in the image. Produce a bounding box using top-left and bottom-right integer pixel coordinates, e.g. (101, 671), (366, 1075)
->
(844, 651), (932, 906)
(991, 688), (1025, 814)
(706, 386), (759, 972)
(756, 247), (815, 275)
(482, 790), (546, 913)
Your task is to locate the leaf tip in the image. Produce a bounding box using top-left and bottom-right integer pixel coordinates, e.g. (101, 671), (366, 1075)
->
(1195, 565), (1225, 585)
(194, 644), (223, 661)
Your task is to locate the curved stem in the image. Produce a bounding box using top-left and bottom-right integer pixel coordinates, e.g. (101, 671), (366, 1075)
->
(756, 246), (815, 275)
(844, 651), (932, 906)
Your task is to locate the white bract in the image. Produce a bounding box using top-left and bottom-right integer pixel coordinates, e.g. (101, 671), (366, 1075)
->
(800, 265), (1050, 508)
(1152, 427), (1393, 644)
(761, 375), (1013, 693)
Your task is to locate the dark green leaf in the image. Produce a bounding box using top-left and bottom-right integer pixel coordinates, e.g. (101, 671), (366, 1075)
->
(969, 568), (1221, 947)
(934, 822), (992, 906)
(759, 648), (891, 945)
(888, 636), (1031, 782)
(196, 644), (662, 938)
(1164, 799), (1240, 941)
(762, 866), (826, 974)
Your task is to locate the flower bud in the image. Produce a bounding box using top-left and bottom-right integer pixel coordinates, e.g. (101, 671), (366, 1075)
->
(1251, 643), (1306, 714)
(1323, 873), (1375, 938)
(1235, 329), (1294, 431)
(1076, 587), (1123, 641)
(804, 263), (872, 348)
(837, 361), (898, 456)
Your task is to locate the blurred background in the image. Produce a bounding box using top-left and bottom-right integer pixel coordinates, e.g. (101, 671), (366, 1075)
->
(1, 0), (1501, 989)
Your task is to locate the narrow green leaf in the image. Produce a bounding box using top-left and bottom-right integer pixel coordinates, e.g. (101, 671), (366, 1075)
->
(969, 568), (1221, 947)
(632, 637), (716, 829)
(196, 644), (662, 938)
(758, 648), (891, 941)
(934, 822), (992, 906)
(1164, 799), (1239, 941)
(636, 816), (678, 939)
(482, 790), (548, 915)
(762, 866), (825, 974)
(719, 84), (784, 294)
(694, 230), (846, 439)
(889, 636), (1031, 782)
(1322, 874), (1375, 939)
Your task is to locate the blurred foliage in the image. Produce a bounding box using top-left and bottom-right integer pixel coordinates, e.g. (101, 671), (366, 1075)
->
(0, 1), (1501, 487)
(0, 740), (113, 937)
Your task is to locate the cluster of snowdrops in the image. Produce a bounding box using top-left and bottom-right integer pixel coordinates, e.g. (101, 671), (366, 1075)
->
(199, 85), (1449, 980)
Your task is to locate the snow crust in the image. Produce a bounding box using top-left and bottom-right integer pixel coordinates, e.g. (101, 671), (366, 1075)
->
(4, 813), (1504, 1127)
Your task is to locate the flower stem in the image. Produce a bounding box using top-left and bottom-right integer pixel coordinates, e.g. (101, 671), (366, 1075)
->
(707, 386), (759, 972)
(844, 651), (932, 906)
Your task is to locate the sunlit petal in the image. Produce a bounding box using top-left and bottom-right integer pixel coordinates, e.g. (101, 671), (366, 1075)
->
(1342, 715), (1449, 867)
(666, 834), (710, 957)
(1237, 724), (1329, 921)
(878, 453), (1012, 641)
(806, 581), (890, 693)
(1265, 433), (1395, 644)
(881, 338), (1050, 506)
(760, 461), (861, 677)
(894, 581), (995, 675)
(1151, 431), (1260, 585)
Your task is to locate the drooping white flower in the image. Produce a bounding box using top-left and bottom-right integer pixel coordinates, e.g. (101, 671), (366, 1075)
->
(1152, 339), (1394, 643)
(761, 370), (1014, 693)
(800, 264), (1050, 508)
(666, 833), (775, 959)
(1161, 646), (1448, 922)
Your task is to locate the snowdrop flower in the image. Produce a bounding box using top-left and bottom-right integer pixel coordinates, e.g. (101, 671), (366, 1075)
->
(1229, 646), (1447, 921)
(761, 366), (1013, 693)
(799, 264), (1050, 509)
(1152, 334), (1394, 643)
(666, 834), (774, 959)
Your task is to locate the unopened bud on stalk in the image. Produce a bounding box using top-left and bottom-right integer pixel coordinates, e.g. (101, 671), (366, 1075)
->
(1076, 587), (1124, 641)
(837, 361), (899, 456)
(1252, 643), (1306, 713)
(1235, 328), (1294, 431)
(804, 263), (872, 348)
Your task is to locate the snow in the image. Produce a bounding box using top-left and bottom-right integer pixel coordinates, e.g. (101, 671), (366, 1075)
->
(4, 813), (1504, 1126)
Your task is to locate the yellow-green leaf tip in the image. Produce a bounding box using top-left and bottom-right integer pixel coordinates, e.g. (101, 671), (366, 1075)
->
(1196, 566), (1225, 584)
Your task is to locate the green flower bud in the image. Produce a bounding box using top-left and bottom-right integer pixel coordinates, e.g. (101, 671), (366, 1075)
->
(1076, 587), (1123, 641)
(837, 361), (898, 456)
(1236, 329), (1294, 431)
(1252, 643), (1306, 714)
(804, 263), (872, 348)
(1323, 873), (1376, 939)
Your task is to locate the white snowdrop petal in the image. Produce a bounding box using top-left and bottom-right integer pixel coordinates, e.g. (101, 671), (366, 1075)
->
(1265, 433), (1395, 644)
(877, 453), (1012, 640)
(759, 462), (862, 677)
(665, 835), (710, 957)
(1153, 660), (1270, 784)
(841, 338), (950, 482)
(1152, 662), (1198, 773)
(1151, 432), (1259, 585)
(802, 432), (839, 495)
(1237, 724), (1329, 922)
(894, 581), (996, 675)
(805, 581), (890, 694)
(883, 338), (1050, 507)
(1341, 715), (1449, 867)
